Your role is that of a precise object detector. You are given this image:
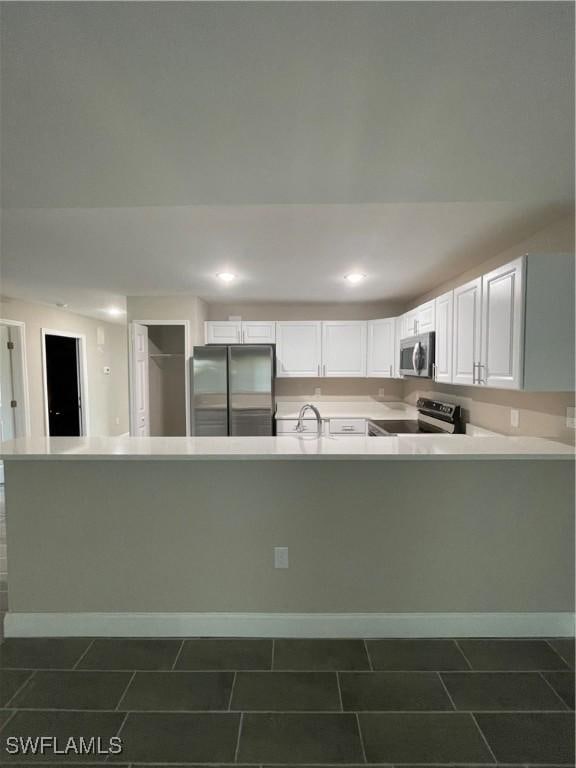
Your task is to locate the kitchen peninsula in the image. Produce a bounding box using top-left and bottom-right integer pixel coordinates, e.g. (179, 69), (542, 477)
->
(1, 432), (573, 640)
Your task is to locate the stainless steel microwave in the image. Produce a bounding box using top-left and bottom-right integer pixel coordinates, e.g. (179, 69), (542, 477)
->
(399, 332), (435, 377)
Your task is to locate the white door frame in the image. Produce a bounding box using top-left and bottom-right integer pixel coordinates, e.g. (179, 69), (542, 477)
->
(41, 328), (90, 437)
(129, 320), (191, 436)
(0, 319), (31, 437)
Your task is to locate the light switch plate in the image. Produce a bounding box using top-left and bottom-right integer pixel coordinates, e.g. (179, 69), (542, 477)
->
(274, 547), (289, 569)
(314, 387), (322, 396)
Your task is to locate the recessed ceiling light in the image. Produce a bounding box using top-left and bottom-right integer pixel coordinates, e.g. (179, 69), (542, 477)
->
(105, 307), (125, 317)
(344, 272), (366, 284)
(217, 272), (236, 283)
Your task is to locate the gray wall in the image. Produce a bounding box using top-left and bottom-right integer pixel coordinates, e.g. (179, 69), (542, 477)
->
(0, 296), (129, 437)
(6, 459), (574, 614)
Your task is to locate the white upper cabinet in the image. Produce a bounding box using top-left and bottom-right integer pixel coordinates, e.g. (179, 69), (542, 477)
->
(205, 320), (241, 344)
(367, 318), (397, 378)
(433, 291), (453, 383)
(416, 300), (435, 333)
(400, 301), (435, 338)
(452, 277), (482, 386)
(480, 258), (524, 390)
(241, 321), (276, 344)
(276, 321), (322, 377)
(401, 310), (419, 338)
(322, 321), (367, 377)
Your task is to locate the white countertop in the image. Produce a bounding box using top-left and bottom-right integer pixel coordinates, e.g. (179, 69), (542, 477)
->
(1, 435), (573, 461)
(275, 398), (418, 420)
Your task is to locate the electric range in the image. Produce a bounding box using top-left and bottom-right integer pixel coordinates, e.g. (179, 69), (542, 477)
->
(368, 398), (462, 436)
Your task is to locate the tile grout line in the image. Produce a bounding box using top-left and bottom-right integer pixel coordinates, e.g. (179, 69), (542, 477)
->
(171, 639), (186, 671)
(73, 638), (96, 670)
(436, 671), (457, 711)
(228, 671), (238, 710)
(454, 639), (474, 670)
(0, 707), (18, 734)
(233, 711), (244, 763)
(335, 671), (344, 712)
(0, 706), (571, 714)
(3, 668), (36, 709)
(537, 670), (571, 710)
(113, 709), (131, 754)
(470, 711), (498, 765)
(354, 711), (368, 764)
(363, 639), (373, 671)
(115, 670), (137, 711)
(544, 638), (572, 668)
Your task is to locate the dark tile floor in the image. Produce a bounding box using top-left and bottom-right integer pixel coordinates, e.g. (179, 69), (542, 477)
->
(0, 637), (573, 765)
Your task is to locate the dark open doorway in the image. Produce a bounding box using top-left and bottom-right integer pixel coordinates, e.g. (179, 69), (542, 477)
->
(43, 333), (84, 436)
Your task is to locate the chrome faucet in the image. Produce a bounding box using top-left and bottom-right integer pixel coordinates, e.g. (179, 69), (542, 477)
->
(295, 403), (322, 435)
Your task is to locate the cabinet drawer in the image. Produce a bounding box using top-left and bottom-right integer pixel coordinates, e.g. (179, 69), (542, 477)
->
(276, 419), (324, 434)
(328, 418), (366, 434)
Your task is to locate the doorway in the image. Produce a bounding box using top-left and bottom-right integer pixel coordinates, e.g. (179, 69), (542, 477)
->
(41, 330), (89, 436)
(129, 321), (190, 436)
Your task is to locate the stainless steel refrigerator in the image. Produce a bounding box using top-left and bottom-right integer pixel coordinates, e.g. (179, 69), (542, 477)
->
(191, 345), (275, 436)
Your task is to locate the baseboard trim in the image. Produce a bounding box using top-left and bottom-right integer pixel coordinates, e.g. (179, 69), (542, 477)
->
(4, 612), (575, 638)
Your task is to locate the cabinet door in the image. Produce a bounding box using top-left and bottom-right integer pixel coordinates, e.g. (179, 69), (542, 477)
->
(433, 291), (453, 383)
(322, 321), (367, 377)
(367, 318), (396, 377)
(480, 258), (524, 389)
(401, 311), (419, 338)
(452, 277), (482, 386)
(276, 322), (321, 377)
(242, 321), (276, 344)
(205, 321), (241, 344)
(417, 300), (436, 332)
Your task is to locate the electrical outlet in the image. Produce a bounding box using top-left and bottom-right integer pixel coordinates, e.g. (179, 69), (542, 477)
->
(567, 407), (576, 429)
(510, 409), (520, 428)
(103, 366), (111, 376)
(314, 387), (322, 396)
(274, 547), (289, 569)
(378, 388), (386, 397)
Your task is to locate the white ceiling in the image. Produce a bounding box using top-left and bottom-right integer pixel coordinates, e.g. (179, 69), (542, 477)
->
(0, 2), (573, 318)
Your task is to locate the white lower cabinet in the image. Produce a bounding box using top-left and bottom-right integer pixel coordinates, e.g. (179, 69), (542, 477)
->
(433, 291), (453, 383)
(328, 418), (366, 435)
(276, 321), (322, 377)
(452, 277), (482, 386)
(322, 321), (367, 377)
(276, 418), (324, 434)
(480, 258), (524, 390)
(367, 318), (397, 377)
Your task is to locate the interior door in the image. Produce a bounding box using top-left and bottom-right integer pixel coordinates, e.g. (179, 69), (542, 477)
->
(0, 325), (16, 442)
(434, 291), (454, 383)
(130, 323), (150, 436)
(44, 334), (82, 436)
(452, 277), (482, 386)
(481, 258), (524, 389)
